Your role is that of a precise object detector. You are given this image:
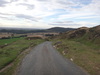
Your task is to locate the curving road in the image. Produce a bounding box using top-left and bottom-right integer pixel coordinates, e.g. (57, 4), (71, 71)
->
(17, 41), (89, 75)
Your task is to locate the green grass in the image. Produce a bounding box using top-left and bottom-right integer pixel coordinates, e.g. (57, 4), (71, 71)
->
(0, 38), (44, 75)
(53, 39), (100, 75)
(0, 37), (22, 45)
(72, 32), (100, 50)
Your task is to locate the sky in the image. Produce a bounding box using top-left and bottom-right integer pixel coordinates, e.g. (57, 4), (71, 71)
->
(0, 0), (100, 29)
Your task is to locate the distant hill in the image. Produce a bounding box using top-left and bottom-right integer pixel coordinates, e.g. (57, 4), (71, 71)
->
(46, 27), (75, 32)
(0, 27), (75, 34)
(57, 25), (100, 44)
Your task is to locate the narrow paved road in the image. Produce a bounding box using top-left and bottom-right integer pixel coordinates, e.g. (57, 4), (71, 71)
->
(17, 41), (89, 75)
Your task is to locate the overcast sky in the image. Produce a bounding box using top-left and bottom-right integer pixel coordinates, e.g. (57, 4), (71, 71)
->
(0, 0), (100, 29)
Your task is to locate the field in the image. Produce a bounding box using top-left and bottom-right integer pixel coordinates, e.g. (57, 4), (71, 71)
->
(0, 37), (22, 46)
(53, 39), (100, 75)
(0, 37), (44, 75)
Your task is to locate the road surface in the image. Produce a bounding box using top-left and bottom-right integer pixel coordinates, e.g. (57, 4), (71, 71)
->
(17, 41), (89, 75)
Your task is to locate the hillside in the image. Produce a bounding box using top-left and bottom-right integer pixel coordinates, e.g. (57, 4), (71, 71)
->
(52, 25), (100, 75)
(58, 25), (100, 44)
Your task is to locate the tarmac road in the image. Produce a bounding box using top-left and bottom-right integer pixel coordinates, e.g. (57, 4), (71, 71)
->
(17, 41), (89, 75)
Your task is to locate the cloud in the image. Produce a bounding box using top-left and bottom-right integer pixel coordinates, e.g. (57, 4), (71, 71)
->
(49, 20), (78, 26)
(54, 21), (74, 24)
(37, 0), (48, 1)
(72, 0), (100, 14)
(57, 0), (100, 20)
(0, 12), (12, 16)
(50, 23), (79, 26)
(76, 21), (98, 27)
(0, 0), (99, 28)
(77, 15), (100, 19)
(17, 3), (35, 10)
(58, 12), (94, 20)
(0, 16), (9, 20)
(49, 20), (99, 28)
(37, 0), (83, 11)
(15, 14), (39, 22)
(10, 0), (19, 2)
(0, 0), (9, 7)
(57, 0), (78, 7)
(0, 12), (17, 21)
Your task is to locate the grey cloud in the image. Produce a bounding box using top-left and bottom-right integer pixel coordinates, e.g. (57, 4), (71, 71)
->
(0, 16), (13, 20)
(0, 0), (9, 7)
(0, 12), (12, 15)
(37, 0), (48, 2)
(0, 16), (7, 18)
(0, 13), (39, 21)
(49, 20), (78, 26)
(50, 23), (79, 26)
(10, 0), (19, 3)
(0, 16), (6, 19)
(16, 14), (38, 22)
(57, 1), (74, 5)
(64, 21), (74, 23)
(54, 21), (74, 24)
(65, 21), (73, 22)
(0, 12), (15, 20)
(17, 3), (35, 10)
(57, 0), (80, 9)
(10, 0), (18, 2)
(0, 13), (14, 20)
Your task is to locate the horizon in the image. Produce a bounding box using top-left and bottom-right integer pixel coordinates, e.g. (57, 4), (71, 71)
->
(0, 25), (100, 30)
(0, 26), (76, 30)
(0, 0), (100, 29)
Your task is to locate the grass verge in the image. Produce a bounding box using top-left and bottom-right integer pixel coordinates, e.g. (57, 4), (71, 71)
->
(52, 39), (100, 75)
(0, 38), (44, 75)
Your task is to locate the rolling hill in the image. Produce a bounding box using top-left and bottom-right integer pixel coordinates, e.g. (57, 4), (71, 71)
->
(58, 25), (100, 44)
(52, 25), (100, 75)
(0, 27), (75, 34)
